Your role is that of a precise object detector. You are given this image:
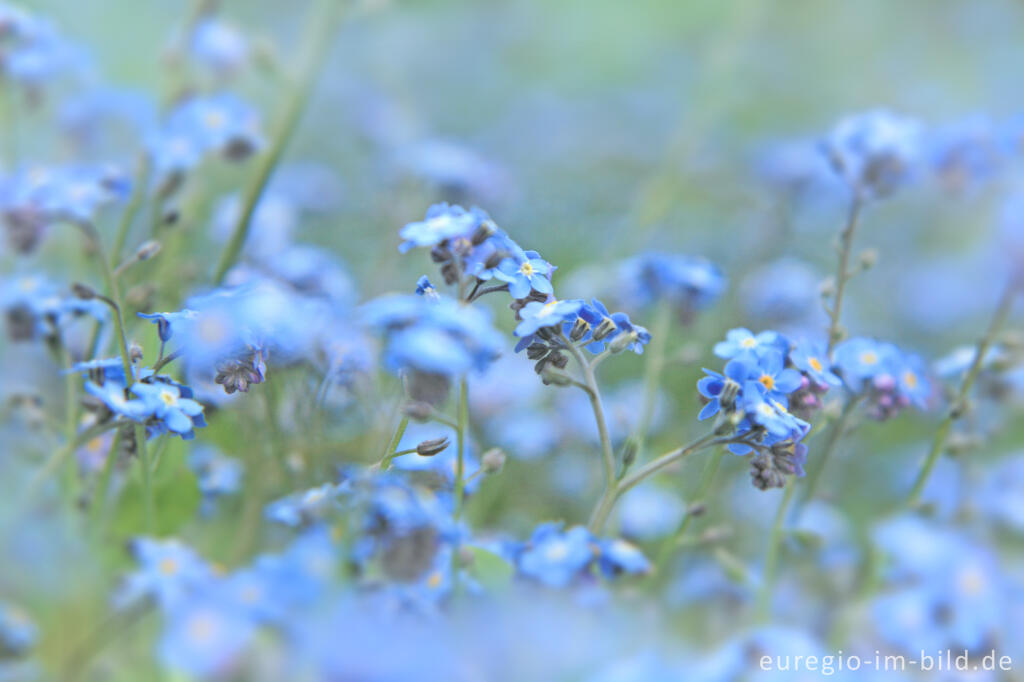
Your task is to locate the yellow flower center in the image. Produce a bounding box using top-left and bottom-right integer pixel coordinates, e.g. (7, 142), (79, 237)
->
(957, 566), (985, 596)
(203, 110), (226, 130)
(539, 300), (559, 316)
(544, 541), (569, 561)
(519, 261), (535, 277)
(758, 374), (775, 391)
(187, 613), (216, 642)
(860, 351), (879, 365)
(159, 558), (178, 575)
(903, 371), (918, 389)
(808, 357), (823, 372)
(427, 571), (443, 589)
(159, 390), (177, 406)
(740, 337), (757, 349)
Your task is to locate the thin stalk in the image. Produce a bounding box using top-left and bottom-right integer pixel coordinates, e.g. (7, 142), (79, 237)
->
(756, 478), (797, 620)
(212, 0), (344, 284)
(379, 415), (409, 472)
(89, 427), (123, 530)
(631, 300), (671, 458)
(826, 194), (863, 357)
(25, 420), (122, 501)
(453, 378), (468, 519)
(562, 333), (615, 496)
(110, 155), (151, 265)
(904, 282), (1018, 507)
(589, 431), (724, 533)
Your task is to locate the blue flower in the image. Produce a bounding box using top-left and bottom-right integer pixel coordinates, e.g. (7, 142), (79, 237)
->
(513, 298), (584, 338)
(741, 382), (809, 440)
(189, 17), (248, 76)
(187, 446), (242, 512)
(114, 538), (213, 610)
(157, 591), (255, 679)
(789, 340), (841, 387)
(747, 350), (803, 399)
(596, 538), (651, 578)
(84, 380), (148, 420)
(696, 358), (749, 420)
(131, 382), (206, 439)
(398, 202), (483, 253)
(833, 337), (891, 386)
(619, 252), (726, 315)
(713, 327), (788, 360)
(0, 603), (36, 658)
(415, 275), (438, 299)
(516, 523), (596, 588)
(265, 483), (341, 527)
(493, 247), (555, 299)
(137, 310), (198, 342)
(822, 109), (923, 198)
(363, 294), (503, 376)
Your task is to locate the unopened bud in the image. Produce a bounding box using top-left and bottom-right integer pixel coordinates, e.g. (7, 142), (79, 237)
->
(526, 343), (549, 361)
(135, 240), (162, 261)
(129, 341), (144, 364)
(687, 502), (707, 518)
(416, 436), (450, 457)
(539, 368), (573, 387)
(607, 330), (636, 354)
(403, 401), (434, 422)
(71, 282), (98, 300)
(481, 447), (506, 474)
(819, 277), (836, 298)
(859, 248), (878, 270)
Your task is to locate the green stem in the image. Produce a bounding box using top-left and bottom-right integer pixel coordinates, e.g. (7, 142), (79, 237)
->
(379, 414), (409, 472)
(562, 333), (616, 513)
(453, 378), (468, 519)
(826, 194), (863, 357)
(26, 420), (123, 501)
(904, 282), (1018, 507)
(588, 431), (723, 533)
(110, 155), (151, 266)
(757, 478), (796, 620)
(212, 0), (343, 284)
(631, 300), (671, 458)
(89, 427), (123, 530)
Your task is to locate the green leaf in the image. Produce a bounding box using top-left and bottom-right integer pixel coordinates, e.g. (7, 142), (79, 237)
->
(467, 546), (514, 592)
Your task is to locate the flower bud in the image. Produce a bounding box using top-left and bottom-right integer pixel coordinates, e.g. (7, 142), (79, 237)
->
(416, 436), (450, 457)
(539, 368), (573, 387)
(569, 317), (590, 342)
(135, 240), (162, 261)
(591, 317), (617, 341)
(403, 401), (434, 422)
(71, 282), (98, 300)
(859, 248), (878, 270)
(607, 330), (637, 354)
(481, 447), (506, 474)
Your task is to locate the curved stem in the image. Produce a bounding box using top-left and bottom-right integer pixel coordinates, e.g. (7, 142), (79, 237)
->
(904, 282), (1018, 507)
(826, 194), (863, 357)
(589, 431), (723, 532)
(212, 0), (344, 284)
(563, 334), (615, 492)
(631, 300), (671, 458)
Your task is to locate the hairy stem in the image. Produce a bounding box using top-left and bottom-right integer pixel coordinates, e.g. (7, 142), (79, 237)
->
(826, 194), (863, 357)
(904, 282), (1018, 507)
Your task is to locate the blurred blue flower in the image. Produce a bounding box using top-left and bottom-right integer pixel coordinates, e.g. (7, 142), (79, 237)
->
(516, 523), (596, 588)
(822, 109), (923, 198)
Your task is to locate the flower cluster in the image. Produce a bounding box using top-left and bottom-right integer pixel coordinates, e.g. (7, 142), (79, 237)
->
(618, 252), (727, 322)
(834, 337), (932, 420)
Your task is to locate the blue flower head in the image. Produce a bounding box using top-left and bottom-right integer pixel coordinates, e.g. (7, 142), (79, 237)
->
(0, 602), (37, 658)
(789, 340), (841, 387)
(713, 328), (789, 361)
(516, 523), (596, 588)
(620, 252), (726, 315)
(131, 382), (206, 439)
(822, 109), (923, 198)
(398, 202), (485, 253)
(513, 298), (584, 339)
(114, 538), (213, 611)
(493, 246), (555, 299)
(696, 358), (749, 420)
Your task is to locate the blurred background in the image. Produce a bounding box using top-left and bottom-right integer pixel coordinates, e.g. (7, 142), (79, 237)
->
(3, 0), (1024, 679)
